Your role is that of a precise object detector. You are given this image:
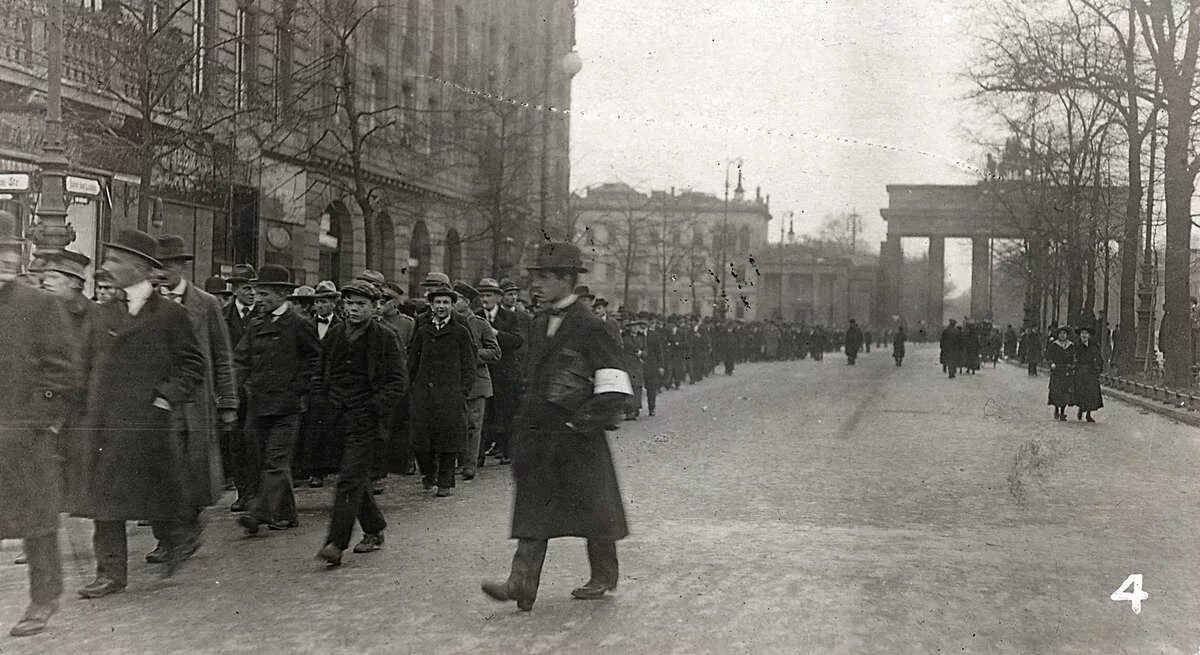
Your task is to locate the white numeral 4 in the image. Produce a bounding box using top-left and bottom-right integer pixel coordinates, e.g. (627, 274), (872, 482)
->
(1110, 574), (1148, 614)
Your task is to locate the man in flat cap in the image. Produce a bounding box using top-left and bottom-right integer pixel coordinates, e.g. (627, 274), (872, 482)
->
(142, 234), (238, 565)
(377, 282), (416, 481)
(482, 241), (632, 611)
(75, 229), (205, 598)
(409, 284), (476, 497)
(233, 265), (320, 535)
(0, 215), (79, 636)
(453, 280), (500, 479)
(315, 280), (406, 566)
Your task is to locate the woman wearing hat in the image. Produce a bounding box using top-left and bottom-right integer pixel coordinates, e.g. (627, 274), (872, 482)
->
(1072, 326), (1104, 422)
(1046, 325), (1076, 421)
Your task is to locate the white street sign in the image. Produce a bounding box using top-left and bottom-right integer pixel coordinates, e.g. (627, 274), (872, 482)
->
(66, 175), (102, 197)
(0, 173), (31, 192)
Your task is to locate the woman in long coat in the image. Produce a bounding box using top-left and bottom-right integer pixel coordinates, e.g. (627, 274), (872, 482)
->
(1045, 326), (1075, 420)
(1072, 326), (1104, 422)
(892, 326), (907, 367)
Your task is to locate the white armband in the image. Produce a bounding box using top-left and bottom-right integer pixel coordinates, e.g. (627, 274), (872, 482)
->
(594, 368), (633, 396)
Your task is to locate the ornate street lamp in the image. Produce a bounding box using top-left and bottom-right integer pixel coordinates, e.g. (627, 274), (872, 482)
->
(28, 0), (76, 256)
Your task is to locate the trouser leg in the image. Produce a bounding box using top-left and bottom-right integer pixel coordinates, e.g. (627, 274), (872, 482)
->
(327, 406), (382, 550)
(509, 538), (548, 602)
(249, 414), (300, 523)
(92, 521), (127, 585)
(645, 375), (658, 413)
(437, 452), (457, 489)
(236, 412), (264, 501)
(416, 452), (435, 487)
(586, 539), (619, 587)
(464, 397), (486, 472)
(24, 532), (62, 605)
(152, 508), (201, 544)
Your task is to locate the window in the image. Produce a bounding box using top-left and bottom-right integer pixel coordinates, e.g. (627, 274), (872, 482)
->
(234, 7), (247, 109)
(402, 0), (420, 68)
(273, 1), (294, 115)
(427, 95), (440, 152)
(368, 66), (385, 132)
(430, 0), (445, 78)
(399, 81), (415, 145)
(453, 5), (468, 83)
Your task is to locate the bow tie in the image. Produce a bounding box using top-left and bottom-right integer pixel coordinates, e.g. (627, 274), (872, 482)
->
(316, 316), (331, 324)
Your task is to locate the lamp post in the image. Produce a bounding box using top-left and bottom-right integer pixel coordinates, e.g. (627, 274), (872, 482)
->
(28, 0), (76, 255)
(719, 158), (741, 319)
(778, 210), (791, 320)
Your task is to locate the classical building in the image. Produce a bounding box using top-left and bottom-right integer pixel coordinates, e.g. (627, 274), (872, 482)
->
(0, 0), (576, 290)
(570, 181), (772, 319)
(756, 242), (878, 326)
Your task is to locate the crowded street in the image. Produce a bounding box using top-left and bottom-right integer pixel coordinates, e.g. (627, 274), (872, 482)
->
(2, 345), (1196, 653)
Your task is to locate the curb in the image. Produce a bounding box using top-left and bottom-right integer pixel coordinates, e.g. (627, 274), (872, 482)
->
(1003, 359), (1200, 429)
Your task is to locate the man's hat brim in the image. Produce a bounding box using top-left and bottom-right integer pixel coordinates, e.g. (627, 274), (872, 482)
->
(426, 288), (458, 301)
(527, 264), (589, 273)
(102, 241), (162, 268)
(159, 254), (195, 262)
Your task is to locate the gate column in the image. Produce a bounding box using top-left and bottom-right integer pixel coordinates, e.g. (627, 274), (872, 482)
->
(927, 235), (945, 328)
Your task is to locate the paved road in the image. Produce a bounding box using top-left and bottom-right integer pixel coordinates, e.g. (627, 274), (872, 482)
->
(2, 345), (1199, 653)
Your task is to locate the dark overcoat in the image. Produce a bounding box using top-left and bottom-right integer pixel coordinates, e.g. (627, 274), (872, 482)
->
(1046, 339), (1076, 407)
(0, 283), (78, 539)
(177, 283), (239, 507)
(940, 326), (961, 367)
(483, 306), (526, 405)
(74, 292), (205, 521)
(892, 331), (907, 359)
(1073, 341), (1105, 412)
(511, 301), (630, 541)
(317, 319), (407, 415)
(844, 325), (864, 356)
(59, 291), (99, 507)
(408, 315), (475, 454)
(234, 306), (320, 417)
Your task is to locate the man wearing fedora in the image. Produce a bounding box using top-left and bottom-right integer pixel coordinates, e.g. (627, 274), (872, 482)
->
(481, 241), (632, 612)
(409, 284), (476, 497)
(478, 277), (525, 465)
(74, 229), (206, 598)
(590, 294), (623, 345)
(204, 276), (233, 308)
(143, 234), (239, 564)
(453, 280), (501, 480)
(233, 265), (321, 534)
(0, 212), (79, 635)
(314, 280), (406, 566)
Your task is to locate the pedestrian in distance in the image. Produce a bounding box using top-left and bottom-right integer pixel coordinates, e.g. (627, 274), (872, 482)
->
(844, 319), (863, 365)
(315, 280), (407, 566)
(1046, 326), (1076, 421)
(940, 319), (961, 378)
(892, 326), (907, 367)
(0, 212), (79, 637)
(1073, 326), (1104, 422)
(481, 241), (633, 612)
(74, 229), (206, 598)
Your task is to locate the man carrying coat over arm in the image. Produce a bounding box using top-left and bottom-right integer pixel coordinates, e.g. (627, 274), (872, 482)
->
(481, 241), (633, 612)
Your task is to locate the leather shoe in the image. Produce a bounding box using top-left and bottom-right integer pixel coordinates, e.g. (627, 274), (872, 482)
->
(236, 514), (260, 536)
(435, 486), (454, 497)
(571, 580), (616, 600)
(316, 543), (343, 567)
(145, 544), (170, 564)
(268, 519), (299, 530)
(78, 577), (125, 599)
(13, 551), (26, 565)
(352, 533), (384, 553)
(481, 580), (533, 611)
(9, 600), (57, 637)
(230, 498), (247, 512)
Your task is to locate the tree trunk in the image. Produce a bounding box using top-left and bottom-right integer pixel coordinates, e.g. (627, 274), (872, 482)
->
(1117, 4), (1144, 373)
(1161, 88), (1194, 387)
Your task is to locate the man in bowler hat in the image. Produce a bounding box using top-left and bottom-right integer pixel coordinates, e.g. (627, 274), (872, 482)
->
(315, 280), (407, 566)
(0, 213), (79, 635)
(75, 229), (205, 598)
(482, 241), (632, 611)
(143, 235), (238, 564)
(234, 265), (320, 534)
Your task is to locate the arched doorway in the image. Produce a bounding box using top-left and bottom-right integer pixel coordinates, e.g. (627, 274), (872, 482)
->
(319, 200), (353, 283)
(409, 220), (430, 297)
(373, 211), (397, 281)
(443, 228), (461, 281)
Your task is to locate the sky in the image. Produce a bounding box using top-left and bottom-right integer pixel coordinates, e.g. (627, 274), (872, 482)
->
(570, 0), (988, 287)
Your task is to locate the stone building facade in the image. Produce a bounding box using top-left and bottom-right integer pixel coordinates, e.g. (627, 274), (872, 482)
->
(0, 0), (576, 290)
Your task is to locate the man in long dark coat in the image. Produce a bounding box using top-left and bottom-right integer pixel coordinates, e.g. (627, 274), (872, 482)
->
(0, 222), (79, 636)
(940, 319), (961, 379)
(143, 235), (239, 564)
(482, 241), (632, 612)
(408, 285), (476, 497)
(844, 319), (864, 365)
(223, 263), (257, 509)
(480, 277), (525, 464)
(75, 229), (206, 598)
(296, 280), (343, 485)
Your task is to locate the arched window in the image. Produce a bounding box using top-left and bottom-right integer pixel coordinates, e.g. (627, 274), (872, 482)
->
(738, 225), (751, 252)
(443, 228), (461, 280)
(318, 200), (350, 283)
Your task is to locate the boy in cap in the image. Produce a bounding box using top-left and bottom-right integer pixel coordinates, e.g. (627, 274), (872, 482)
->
(0, 216), (79, 635)
(315, 280), (407, 566)
(453, 280), (500, 479)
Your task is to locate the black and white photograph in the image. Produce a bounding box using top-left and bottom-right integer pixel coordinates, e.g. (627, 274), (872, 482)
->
(1, 0), (1200, 651)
